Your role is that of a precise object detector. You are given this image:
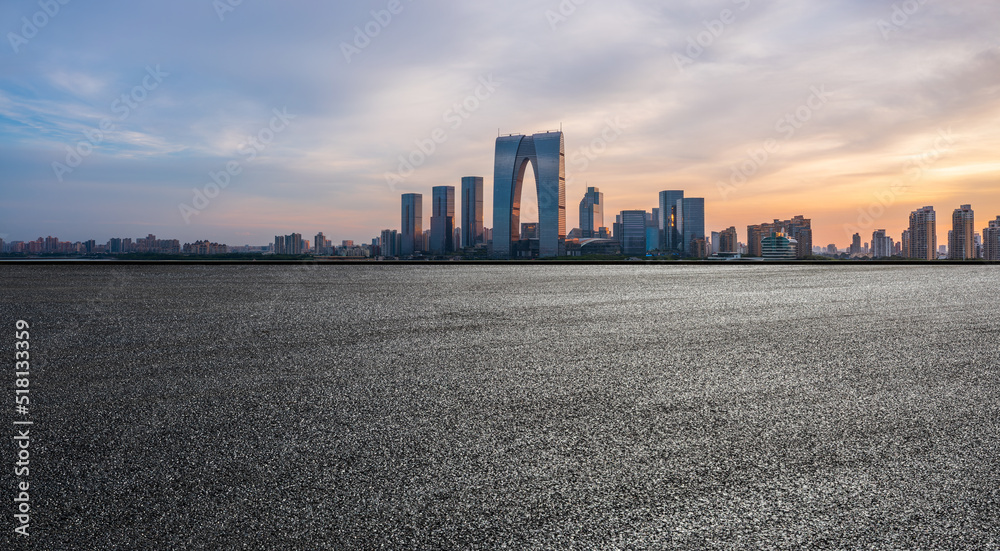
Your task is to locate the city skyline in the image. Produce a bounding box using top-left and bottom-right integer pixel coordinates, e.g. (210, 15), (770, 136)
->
(2, 2), (999, 246)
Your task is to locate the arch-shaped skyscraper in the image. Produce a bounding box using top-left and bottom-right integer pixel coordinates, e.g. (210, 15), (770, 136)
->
(492, 132), (566, 258)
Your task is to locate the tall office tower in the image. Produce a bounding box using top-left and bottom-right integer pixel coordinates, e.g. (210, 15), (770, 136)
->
(430, 186), (456, 254)
(619, 210), (648, 256)
(949, 204), (975, 260)
(647, 211), (661, 252)
(850, 233), (862, 256)
(658, 190), (685, 253)
(493, 132), (566, 258)
(973, 232), (982, 259)
(984, 216), (1000, 261)
(901, 230), (910, 258)
(871, 229), (894, 258)
(380, 229), (399, 257)
(579, 186), (604, 238)
(461, 177), (484, 249)
(401, 193), (423, 256)
(907, 206), (937, 260)
(454, 227), (462, 250)
(719, 227), (737, 253)
(677, 197), (706, 256)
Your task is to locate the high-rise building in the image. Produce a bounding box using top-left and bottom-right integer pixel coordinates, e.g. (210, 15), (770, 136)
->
(747, 216), (811, 258)
(401, 193), (423, 256)
(746, 225), (765, 257)
(677, 198), (706, 257)
(430, 186), (455, 254)
(871, 229), (894, 258)
(287, 233), (303, 255)
(693, 238), (710, 258)
(619, 210), (647, 256)
(850, 233), (862, 256)
(906, 206), (936, 260)
(461, 176), (484, 249)
(380, 229), (399, 257)
(493, 132), (566, 258)
(983, 216), (1000, 261)
(658, 190), (685, 253)
(647, 211), (661, 252)
(949, 204), (975, 260)
(579, 187), (604, 239)
(314, 232), (328, 255)
(719, 227), (737, 253)
(520, 223), (539, 240)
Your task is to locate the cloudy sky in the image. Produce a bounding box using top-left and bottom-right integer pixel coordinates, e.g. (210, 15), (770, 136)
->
(2, 0), (998, 247)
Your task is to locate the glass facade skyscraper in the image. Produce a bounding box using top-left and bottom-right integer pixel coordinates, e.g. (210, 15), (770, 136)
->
(401, 193), (423, 256)
(492, 132), (566, 258)
(430, 186), (455, 254)
(677, 197), (705, 257)
(579, 186), (604, 238)
(461, 177), (484, 249)
(619, 210), (647, 256)
(658, 190), (684, 253)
